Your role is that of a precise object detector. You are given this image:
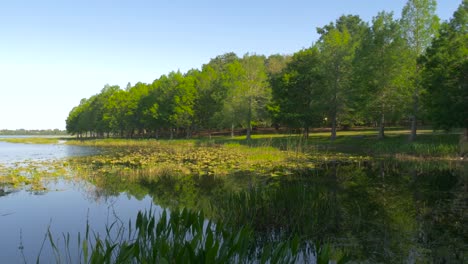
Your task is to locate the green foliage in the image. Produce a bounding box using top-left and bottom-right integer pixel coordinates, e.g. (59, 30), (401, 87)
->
(401, 0), (440, 56)
(271, 47), (325, 132)
(400, 0), (440, 140)
(64, 1), (461, 142)
(316, 15), (368, 139)
(421, 1), (468, 131)
(353, 12), (412, 138)
(44, 208), (303, 263)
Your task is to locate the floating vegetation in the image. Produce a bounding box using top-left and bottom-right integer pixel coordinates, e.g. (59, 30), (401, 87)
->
(0, 160), (71, 192)
(67, 139), (372, 181)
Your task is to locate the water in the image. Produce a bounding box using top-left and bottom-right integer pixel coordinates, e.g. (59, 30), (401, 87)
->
(0, 141), (466, 263)
(0, 140), (96, 165)
(0, 181), (160, 263)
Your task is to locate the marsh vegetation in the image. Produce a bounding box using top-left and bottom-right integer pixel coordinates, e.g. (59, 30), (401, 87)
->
(2, 0), (466, 262)
(1, 132), (465, 263)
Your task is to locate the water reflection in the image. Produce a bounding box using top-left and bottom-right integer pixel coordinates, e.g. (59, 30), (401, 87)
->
(79, 159), (466, 263)
(0, 141), (98, 165)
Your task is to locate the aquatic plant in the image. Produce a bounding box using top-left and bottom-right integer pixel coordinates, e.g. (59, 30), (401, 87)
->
(42, 208), (307, 263)
(0, 160), (71, 192)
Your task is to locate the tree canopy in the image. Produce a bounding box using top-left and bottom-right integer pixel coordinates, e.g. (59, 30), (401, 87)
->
(66, 0), (465, 141)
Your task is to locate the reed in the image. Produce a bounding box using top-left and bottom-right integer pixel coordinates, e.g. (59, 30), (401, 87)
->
(42, 208), (309, 263)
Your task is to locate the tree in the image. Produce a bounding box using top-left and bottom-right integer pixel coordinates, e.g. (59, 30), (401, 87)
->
(265, 54), (291, 76)
(104, 88), (132, 137)
(317, 15), (367, 140)
(421, 1), (468, 143)
(271, 47), (325, 138)
(220, 54), (270, 140)
(92, 85), (120, 137)
(400, 0), (440, 141)
(354, 12), (411, 139)
(127, 82), (150, 137)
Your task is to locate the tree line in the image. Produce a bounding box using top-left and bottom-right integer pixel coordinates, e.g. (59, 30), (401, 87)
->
(66, 0), (467, 141)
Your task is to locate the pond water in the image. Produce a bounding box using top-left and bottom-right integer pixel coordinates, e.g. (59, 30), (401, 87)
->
(0, 140), (97, 165)
(0, 141), (466, 263)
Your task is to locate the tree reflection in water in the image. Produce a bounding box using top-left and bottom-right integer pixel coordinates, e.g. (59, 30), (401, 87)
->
(76, 159), (466, 263)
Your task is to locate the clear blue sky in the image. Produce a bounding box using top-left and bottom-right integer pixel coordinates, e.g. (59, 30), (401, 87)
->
(0, 0), (461, 130)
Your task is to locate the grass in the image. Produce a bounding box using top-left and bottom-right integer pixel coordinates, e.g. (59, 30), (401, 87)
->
(211, 129), (461, 158)
(0, 137), (62, 144)
(41, 208), (346, 264)
(2, 127), (461, 158)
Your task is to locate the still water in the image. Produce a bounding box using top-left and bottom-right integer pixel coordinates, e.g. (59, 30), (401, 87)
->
(0, 141), (466, 263)
(0, 141), (161, 263)
(0, 139), (96, 165)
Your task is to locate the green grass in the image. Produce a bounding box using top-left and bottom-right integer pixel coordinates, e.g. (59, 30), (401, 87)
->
(0, 137), (62, 144)
(65, 128), (461, 158)
(42, 208), (342, 264)
(3, 127), (460, 158)
(211, 128), (461, 158)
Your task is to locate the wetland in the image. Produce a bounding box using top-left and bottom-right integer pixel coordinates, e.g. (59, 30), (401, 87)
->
(0, 134), (466, 263)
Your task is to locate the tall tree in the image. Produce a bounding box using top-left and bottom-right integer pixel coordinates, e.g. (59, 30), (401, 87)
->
(421, 1), (468, 145)
(104, 88), (132, 137)
(217, 54), (270, 139)
(271, 47), (325, 138)
(354, 12), (411, 139)
(400, 0), (439, 141)
(317, 15), (367, 140)
(193, 54), (237, 134)
(92, 85), (120, 137)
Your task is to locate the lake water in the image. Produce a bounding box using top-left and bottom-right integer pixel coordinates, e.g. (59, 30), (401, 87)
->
(0, 140), (96, 165)
(0, 141), (162, 263)
(0, 141), (466, 263)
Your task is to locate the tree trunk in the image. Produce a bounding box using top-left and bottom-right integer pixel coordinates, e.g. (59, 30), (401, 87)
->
(246, 97), (252, 141)
(331, 113), (337, 141)
(378, 113), (385, 139)
(460, 127), (468, 157)
(410, 87), (419, 141)
(170, 127), (173, 140)
(231, 124), (234, 138)
(304, 126), (309, 140)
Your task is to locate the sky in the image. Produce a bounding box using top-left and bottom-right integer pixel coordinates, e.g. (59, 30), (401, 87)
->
(0, 0), (462, 130)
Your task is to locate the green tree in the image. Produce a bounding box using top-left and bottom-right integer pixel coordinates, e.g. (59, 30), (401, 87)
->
(127, 82), (150, 137)
(317, 15), (367, 140)
(193, 53), (239, 136)
(354, 12), (411, 139)
(265, 54), (291, 76)
(104, 88), (133, 137)
(271, 47), (325, 138)
(421, 1), (468, 144)
(220, 54), (271, 140)
(92, 85), (120, 137)
(400, 0), (440, 141)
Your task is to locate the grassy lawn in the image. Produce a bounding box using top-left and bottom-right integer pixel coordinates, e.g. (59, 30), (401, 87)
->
(212, 128), (461, 158)
(2, 128), (462, 158)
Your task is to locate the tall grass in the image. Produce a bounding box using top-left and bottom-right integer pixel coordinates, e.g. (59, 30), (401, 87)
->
(43, 208), (308, 263)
